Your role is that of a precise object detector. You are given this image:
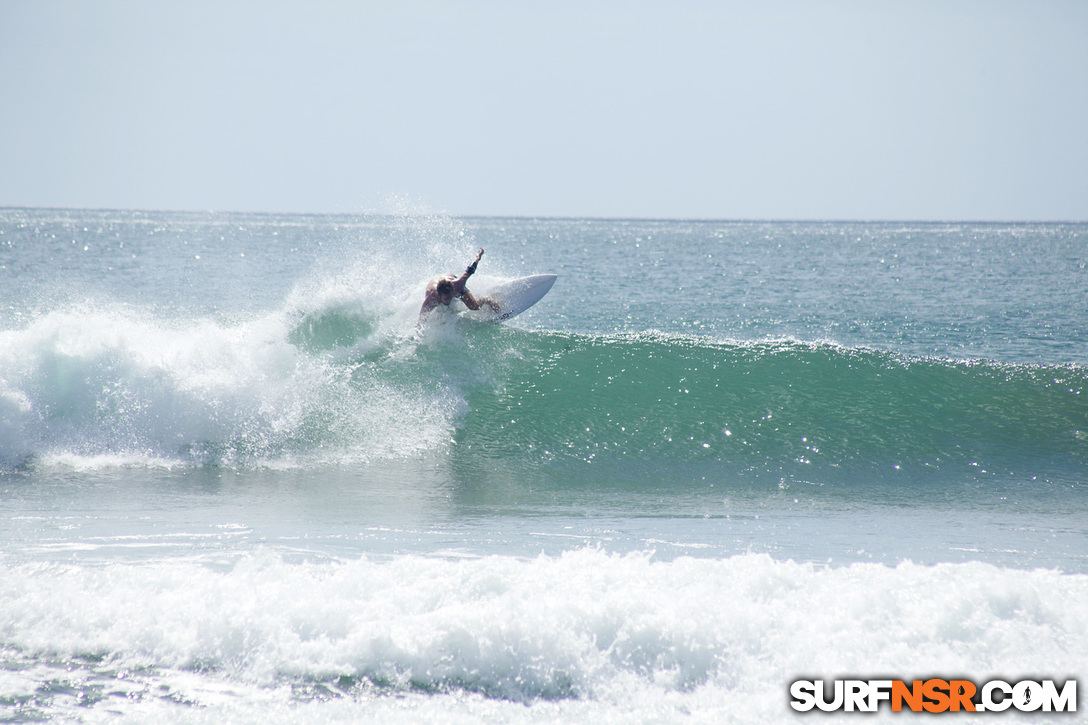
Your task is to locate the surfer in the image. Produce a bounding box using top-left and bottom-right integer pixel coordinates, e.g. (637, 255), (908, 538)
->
(418, 248), (501, 319)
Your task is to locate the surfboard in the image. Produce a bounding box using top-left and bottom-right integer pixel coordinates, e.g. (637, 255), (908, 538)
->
(466, 274), (557, 323)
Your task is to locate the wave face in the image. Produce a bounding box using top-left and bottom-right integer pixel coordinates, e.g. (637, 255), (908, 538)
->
(458, 331), (1088, 491)
(3, 294), (1085, 496)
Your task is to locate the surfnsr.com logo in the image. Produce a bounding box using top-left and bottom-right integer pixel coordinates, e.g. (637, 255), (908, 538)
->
(790, 678), (1077, 713)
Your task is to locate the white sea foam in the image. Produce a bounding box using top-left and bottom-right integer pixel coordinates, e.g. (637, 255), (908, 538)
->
(0, 298), (467, 470)
(0, 550), (1084, 723)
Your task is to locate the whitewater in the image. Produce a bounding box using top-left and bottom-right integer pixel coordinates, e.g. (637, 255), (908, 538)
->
(1, 209), (1086, 722)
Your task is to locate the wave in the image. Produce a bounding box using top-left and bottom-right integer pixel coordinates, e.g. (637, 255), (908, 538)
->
(2, 292), (1085, 492)
(456, 331), (1088, 491)
(1, 549), (1085, 721)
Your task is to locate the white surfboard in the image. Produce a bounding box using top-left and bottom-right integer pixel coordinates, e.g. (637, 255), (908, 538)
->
(466, 274), (557, 323)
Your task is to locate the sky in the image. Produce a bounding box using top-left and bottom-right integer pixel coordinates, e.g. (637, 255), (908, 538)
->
(1, 0), (1086, 220)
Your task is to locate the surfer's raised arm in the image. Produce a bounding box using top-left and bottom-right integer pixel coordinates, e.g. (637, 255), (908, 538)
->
(418, 248), (500, 320)
(454, 248), (485, 287)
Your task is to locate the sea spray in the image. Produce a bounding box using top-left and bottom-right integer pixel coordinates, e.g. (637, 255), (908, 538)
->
(0, 208), (513, 470)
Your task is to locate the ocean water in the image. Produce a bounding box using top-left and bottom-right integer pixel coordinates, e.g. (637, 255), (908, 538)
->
(1, 208), (1086, 722)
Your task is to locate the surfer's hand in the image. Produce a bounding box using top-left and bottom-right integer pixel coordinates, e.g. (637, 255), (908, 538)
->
(466, 248), (484, 276)
(489, 300), (501, 312)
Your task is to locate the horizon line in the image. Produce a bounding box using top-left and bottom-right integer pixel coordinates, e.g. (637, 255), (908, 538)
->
(2, 204), (1085, 225)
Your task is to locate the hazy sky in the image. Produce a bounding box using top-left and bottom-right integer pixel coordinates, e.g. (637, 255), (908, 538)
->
(2, 1), (1086, 220)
